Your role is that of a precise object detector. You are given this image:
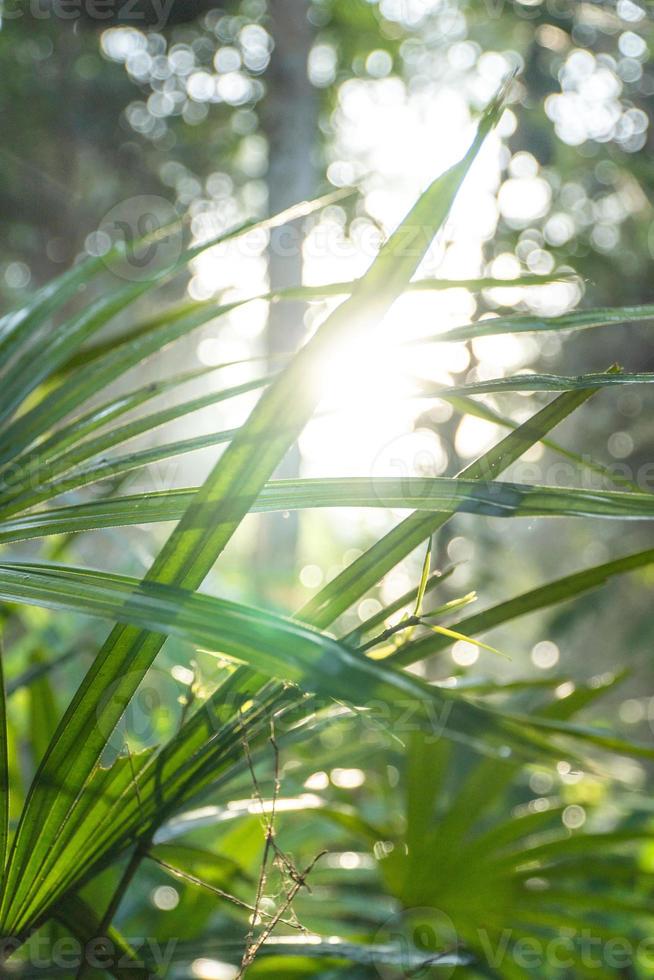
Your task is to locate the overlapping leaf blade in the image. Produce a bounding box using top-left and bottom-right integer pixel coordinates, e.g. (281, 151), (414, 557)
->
(0, 374), (269, 515)
(298, 387), (598, 629)
(0, 189), (342, 464)
(390, 546), (654, 667)
(5, 475), (654, 548)
(428, 370), (654, 396)
(0, 561), (648, 764)
(436, 302), (654, 343)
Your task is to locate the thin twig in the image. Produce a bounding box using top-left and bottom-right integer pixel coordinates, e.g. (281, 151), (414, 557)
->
(240, 724), (277, 966)
(236, 721), (326, 979)
(235, 851), (327, 979)
(357, 615), (423, 653)
(146, 855), (304, 930)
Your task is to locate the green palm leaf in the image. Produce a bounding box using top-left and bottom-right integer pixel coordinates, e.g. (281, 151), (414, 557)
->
(0, 91), (506, 940)
(5, 476), (654, 547)
(0, 646), (7, 876)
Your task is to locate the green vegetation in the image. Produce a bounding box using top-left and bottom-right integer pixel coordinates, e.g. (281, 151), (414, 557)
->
(2, 2), (654, 977)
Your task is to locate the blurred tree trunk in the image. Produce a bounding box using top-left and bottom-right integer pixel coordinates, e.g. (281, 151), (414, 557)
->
(257, 0), (317, 606)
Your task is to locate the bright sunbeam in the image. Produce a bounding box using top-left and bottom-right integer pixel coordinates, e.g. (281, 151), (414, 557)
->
(189, 74), (577, 484)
